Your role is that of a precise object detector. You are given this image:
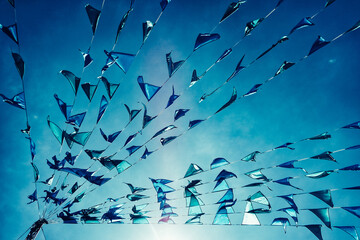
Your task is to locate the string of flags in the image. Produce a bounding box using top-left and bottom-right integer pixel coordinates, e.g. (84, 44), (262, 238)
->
(1, 0), (359, 240)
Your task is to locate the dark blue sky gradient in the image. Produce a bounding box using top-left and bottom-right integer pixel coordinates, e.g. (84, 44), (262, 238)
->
(0, 0), (360, 239)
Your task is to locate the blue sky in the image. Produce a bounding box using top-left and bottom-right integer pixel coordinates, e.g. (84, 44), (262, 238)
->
(0, 0), (360, 239)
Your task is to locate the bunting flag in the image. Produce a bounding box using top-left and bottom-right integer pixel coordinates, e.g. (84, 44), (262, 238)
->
(342, 121), (360, 129)
(244, 18), (264, 36)
(142, 21), (153, 43)
(81, 83), (98, 101)
(97, 95), (108, 123)
(125, 183), (148, 194)
(290, 17), (315, 34)
(278, 207), (298, 225)
(242, 201), (260, 225)
(305, 224), (323, 240)
(123, 132), (138, 147)
(325, 0), (337, 8)
(278, 195), (299, 213)
(165, 86), (179, 108)
(0, 23), (18, 44)
(166, 52), (184, 77)
(245, 169), (271, 182)
(8, 0), (15, 8)
(124, 104), (141, 122)
(309, 190), (334, 207)
(189, 69), (200, 87)
(220, 1), (246, 23)
(12, 52), (24, 79)
(60, 70), (81, 95)
(185, 213), (204, 224)
(47, 116), (63, 144)
(308, 208), (332, 229)
(140, 147), (153, 160)
(160, 0), (171, 11)
(115, 7), (133, 45)
(85, 4), (101, 34)
(100, 129), (121, 143)
(80, 50), (93, 68)
(0, 92), (25, 110)
(210, 158), (230, 169)
(193, 33), (220, 52)
(334, 226), (359, 240)
(137, 76), (161, 101)
(27, 190), (37, 204)
(67, 112), (86, 127)
(343, 207), (360, 218)
(142, 103), (156, 129)
(102, 205), (125, 223)
(215, 87), (237, 114)
(54, 94), (72, 120)
(174, 109), (189, 121)
(100, 76), (119, 99)
(274, 61), (295, 77)
(31, 162), (39, 182)
(272, 218), (290, 233)
(103, 50), (135, 73)
(184, 163), (204, 178)
(308, 36), (330, 56)
(188, 120), (204, 130)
